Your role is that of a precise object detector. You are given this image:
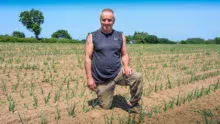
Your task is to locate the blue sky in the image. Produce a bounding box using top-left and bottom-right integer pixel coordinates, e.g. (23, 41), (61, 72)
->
(0, 0), (220, 41)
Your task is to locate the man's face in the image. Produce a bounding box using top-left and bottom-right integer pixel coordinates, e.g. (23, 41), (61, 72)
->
(100, 11), (114, 33)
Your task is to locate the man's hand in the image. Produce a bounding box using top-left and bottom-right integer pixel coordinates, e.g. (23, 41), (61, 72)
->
(87, 78), (96, 91)
(123, 66), (133, 77)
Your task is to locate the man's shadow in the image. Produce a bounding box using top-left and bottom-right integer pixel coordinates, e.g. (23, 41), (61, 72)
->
(88, 94), (131, 112)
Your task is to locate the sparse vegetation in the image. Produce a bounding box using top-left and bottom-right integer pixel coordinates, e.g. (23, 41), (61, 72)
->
(0, 44), (219, 123)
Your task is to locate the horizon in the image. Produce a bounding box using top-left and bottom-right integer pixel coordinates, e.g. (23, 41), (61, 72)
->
(1, 0), (220, 41)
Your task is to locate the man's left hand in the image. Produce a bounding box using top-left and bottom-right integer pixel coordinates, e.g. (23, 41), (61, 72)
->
(123, 66), (132, 77)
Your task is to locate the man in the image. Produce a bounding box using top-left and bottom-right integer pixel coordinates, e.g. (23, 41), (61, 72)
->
(84, 8), (143, 113)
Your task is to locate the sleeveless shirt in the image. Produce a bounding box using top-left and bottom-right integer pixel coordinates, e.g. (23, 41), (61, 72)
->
(91, 29), (123, 83)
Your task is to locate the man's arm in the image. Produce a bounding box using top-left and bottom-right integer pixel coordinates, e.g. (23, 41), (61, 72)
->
(121, 34), (132, 76)
(84, 33), (96, 90)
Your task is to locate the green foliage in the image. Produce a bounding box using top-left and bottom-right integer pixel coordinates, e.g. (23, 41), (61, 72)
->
(12, 31), (25, 38)
(186, 38), (205, 44)
(0, 36), (79, 43)
(125, 35), (133, 43)
(158, 38), (176, 44)
(19, 9), (44, 39)
(133, 32), (148, 43)
(51, 29), (72, 39)
(215, 37), (220, 44)
(205, 39), (216, 44)
(180, 38), (207, 44)
(127, 32), (177, 44)
(145, 35), (158, 44)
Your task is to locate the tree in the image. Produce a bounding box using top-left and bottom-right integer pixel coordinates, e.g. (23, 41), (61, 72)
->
(215, 37), (220, 44)
(205, 39), (216, 44)
(180, 40), (187, 44)
(145, 35), (158, 44)
(133, 32), (148, 43)
(125, 35), (133, 44)
(51, 30), (72, 39)
(12, 31), (25, 38)
(19, 9), (44, 39)
(158, 38), (176, 44)
(185, 38), (205, 44)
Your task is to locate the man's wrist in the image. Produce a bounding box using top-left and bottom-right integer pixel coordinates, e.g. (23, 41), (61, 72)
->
(123, 66), (129, 69)
(87, 77), (93, 80)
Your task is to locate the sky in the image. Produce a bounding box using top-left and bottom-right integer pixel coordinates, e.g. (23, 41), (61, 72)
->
(0, 0), (220, 41)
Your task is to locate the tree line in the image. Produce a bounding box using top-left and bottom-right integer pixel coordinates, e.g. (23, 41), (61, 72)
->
(1, 9), (219, 44)
(125, 32), (220, 44)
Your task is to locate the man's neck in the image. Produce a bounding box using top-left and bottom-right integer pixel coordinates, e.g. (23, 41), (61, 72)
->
(101, 29), (113, 34)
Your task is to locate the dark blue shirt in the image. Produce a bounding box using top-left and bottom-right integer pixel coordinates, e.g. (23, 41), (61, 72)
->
(91, 29), (123, 83)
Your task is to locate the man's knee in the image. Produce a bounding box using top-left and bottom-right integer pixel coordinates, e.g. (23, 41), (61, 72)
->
(134, 72), (142, 81)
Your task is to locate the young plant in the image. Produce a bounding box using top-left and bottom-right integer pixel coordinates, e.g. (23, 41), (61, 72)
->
(1, 79), (7, 92)
(7, 94), (16, 113)
(147, 109), (153, 118)
(54, 90), (60, 103)
(9, 99), (16, 113)
(29, 87), (33, 96)
(154, 84), (158, 92)
(55, 107), (61, 121)
(33, 95), (38, 108)
(169, 98), (175, 109)
(166, 75), (172, 89)
(91, 99), (99, 109)
(176, 93), (182, 106)
(139, 104), (147, 123)
(104, 113), (114, 124)
(67, 81), (70, 90)
(193, 109), (214, 124)
(163, 102), (168, 112)
(67, 102), (77, 118)
(44, 92), (51, 105)
(204, 85), (211, 95)
(40, 111), (47, 124)
(79, 88), (86, 98)
(159, 83), (163, 91)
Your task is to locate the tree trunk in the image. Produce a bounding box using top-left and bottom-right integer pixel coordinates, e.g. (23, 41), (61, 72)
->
(35, 34), (39, 40)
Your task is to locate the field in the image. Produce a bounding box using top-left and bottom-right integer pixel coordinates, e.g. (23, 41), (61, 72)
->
(0, 43), (219, 124)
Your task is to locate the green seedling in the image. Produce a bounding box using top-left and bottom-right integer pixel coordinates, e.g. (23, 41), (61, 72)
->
(55, 108), (61, 120)
(40, 111), (47, 124)
(33, 96), (38, 108)
(54, 90), (60, 103)
(44, 92), (51, 105)
(67, 102), (77, 118)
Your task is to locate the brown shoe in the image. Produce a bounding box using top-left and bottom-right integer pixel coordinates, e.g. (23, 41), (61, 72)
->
(129, 103), (141, 114)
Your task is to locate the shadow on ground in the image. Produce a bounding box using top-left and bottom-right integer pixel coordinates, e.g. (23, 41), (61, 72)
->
(88, 94), (131, 112)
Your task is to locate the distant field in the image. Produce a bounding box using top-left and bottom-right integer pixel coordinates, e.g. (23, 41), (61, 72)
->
(0, 43), (219, 124)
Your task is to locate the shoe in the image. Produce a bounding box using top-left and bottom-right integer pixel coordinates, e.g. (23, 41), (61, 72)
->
(129, 103), (141, 114)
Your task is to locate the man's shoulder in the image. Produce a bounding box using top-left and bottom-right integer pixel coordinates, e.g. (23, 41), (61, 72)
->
(113, 29), (123, 34)
(91, 29), (101, 35)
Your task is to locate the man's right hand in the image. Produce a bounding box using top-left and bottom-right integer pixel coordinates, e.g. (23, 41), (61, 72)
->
(87, 78), (96, 91)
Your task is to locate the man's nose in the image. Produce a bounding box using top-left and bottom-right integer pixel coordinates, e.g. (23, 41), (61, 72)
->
(104, 21), (110, 24)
